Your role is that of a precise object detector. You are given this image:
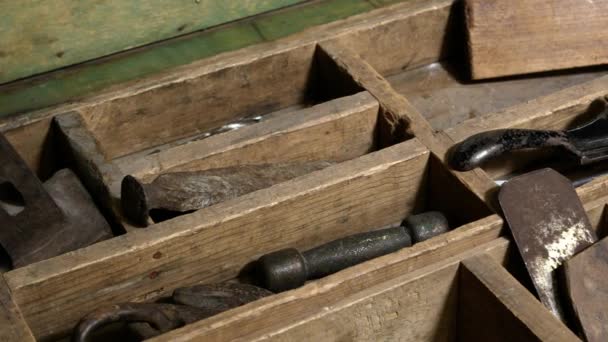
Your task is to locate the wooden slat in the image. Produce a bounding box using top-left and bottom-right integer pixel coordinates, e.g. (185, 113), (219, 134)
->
(0, 0), (307, 84)
(80, 43), (319, 160)
(115, 91), (379, 182)
(0, 276), (35, 342)
(460, 254), (579, 341)
(388, 62), (608, 131)
(5, 139), (432, 339)
(316, 39), (499, 207)
(465, 0), (608, 79)
(152, 222), (506, 342)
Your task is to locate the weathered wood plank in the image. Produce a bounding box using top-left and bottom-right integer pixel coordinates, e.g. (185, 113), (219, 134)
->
(0, 276), (35, 342)
(80, 43), (318, 160)
(465, 0), (608, 79)
(0, 0), (307, 84)
(5, 139), (431, 339)
(460, 255), (579, 341)
(151, 235), (508, 341)
(388, 63), (608, 131)
(115, 91), (379, 181)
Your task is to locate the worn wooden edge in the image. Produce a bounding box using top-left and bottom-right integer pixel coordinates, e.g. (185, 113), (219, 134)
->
(460, 254), (580, 341)
(151, 234), (508, 341)
(316, 39), (499, 209)
(5, 139), (437, 339)
(53, 111), (126, 232)
(113, 91), (379, 183)
(0, 275), (35, 342)
(0, 0), (454, 133)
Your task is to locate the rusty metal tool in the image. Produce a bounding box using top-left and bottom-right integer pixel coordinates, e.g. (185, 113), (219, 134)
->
(498, 168), (597, 322)
(72, 282), (272, 341)
(121, 160), (333, 226)
(449, 102), (608, 171)
(563, 235), (608, 342)
(0, 134), (112, 269)
(257, 212), (449, 292)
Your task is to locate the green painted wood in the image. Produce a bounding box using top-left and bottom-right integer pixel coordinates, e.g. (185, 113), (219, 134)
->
(0, 0), (306, 84)
(0, 0), (410, 118)
(0, 24), (264, 117)
(253, 0), (374, 41)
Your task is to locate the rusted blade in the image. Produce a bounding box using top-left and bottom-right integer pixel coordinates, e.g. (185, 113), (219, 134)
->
(563, 236), (608, 342)
(498, 168), (597, 321)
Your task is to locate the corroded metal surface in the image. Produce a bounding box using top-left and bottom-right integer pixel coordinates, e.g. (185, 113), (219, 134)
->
(121, 161), (333, 226)
(0, 133), (111, 269)
(499, 168), (597, 321)
(257, 212), (449, 292)
(173, 282), (272, 310)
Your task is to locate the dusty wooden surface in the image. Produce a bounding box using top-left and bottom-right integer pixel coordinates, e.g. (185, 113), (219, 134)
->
(465, 0), (608, 79)
(5, 140), (431, 339)
(460, 255), (580, 341)
(389, 63), (608, 131)
(0, 0), (307, 84)
(0, 276), (35, 341)
(115, 92), (379, 181)
(564, 236), (608, 342)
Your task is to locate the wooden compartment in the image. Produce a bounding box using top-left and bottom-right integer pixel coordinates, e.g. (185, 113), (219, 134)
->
(0, 0), (606, 341)
(153, 179), (608, 341)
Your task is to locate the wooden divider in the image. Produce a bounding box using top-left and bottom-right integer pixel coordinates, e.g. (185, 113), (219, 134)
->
(0, 276), (34, 342)
(6, 139), (439, 339)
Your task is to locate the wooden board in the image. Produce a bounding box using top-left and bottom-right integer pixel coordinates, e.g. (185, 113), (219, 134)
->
(388, 62), (608, 131)
(465, 0), (608, 79)
(152, 231), (508, 341)
(0, 276), (35, 342)
(0, 0), (307, 84)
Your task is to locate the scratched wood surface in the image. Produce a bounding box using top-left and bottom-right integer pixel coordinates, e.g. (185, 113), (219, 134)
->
(465, 0), (608, 79)
(0, 0), (308, 84)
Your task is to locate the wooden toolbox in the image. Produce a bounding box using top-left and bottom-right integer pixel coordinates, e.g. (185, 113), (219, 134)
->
(2, 0), (607, 340)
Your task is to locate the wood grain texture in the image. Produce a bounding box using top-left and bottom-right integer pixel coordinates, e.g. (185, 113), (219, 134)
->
(460, 255), (580, 341)
(0, 0), (306, 84)
(389, 63), (608, 131)
(465, 0), (608, 79)
(563, 236), (608, 342)
(317, 39), (499, 207)
(115, 92), (379, 182)
(81, 43), (318, 160)
(152, 225), (506, 342)
(0, 276), (35, 342)
(5, 139), (431, 339)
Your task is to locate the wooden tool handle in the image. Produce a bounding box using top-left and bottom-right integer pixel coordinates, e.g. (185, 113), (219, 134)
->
(448, 129), (570, 171)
